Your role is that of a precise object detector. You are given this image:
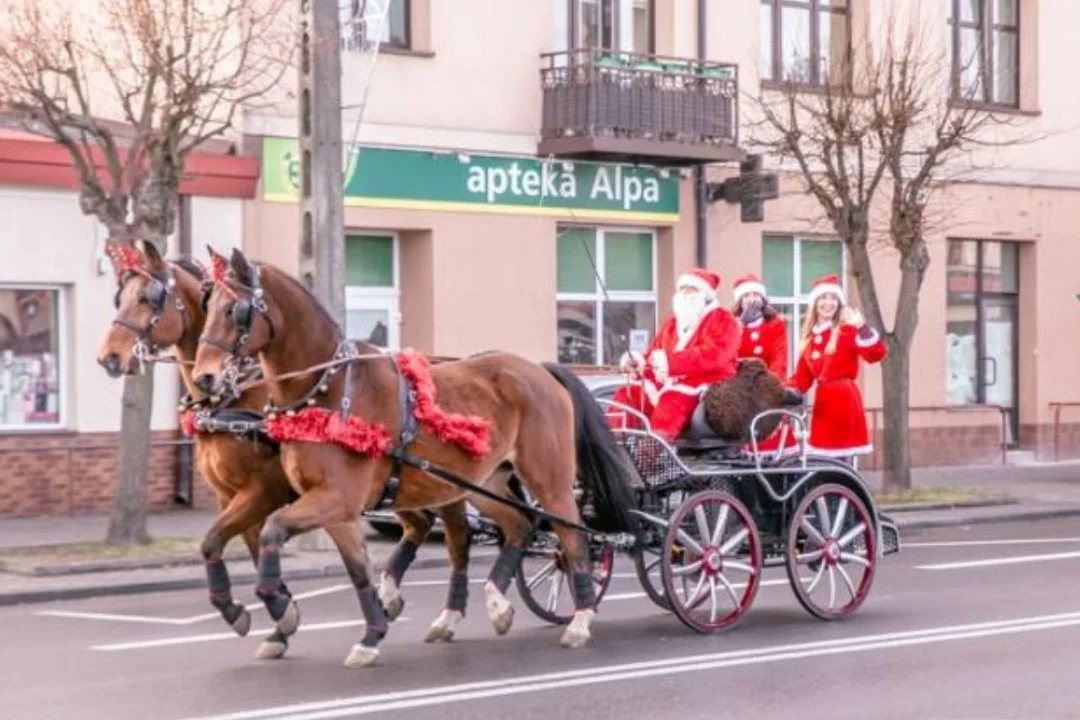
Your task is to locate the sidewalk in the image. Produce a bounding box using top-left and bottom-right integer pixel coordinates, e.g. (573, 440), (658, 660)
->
(3, 460), (1080, 607)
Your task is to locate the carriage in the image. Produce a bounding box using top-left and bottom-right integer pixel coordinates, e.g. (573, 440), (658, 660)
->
(505, 375), (902, 633)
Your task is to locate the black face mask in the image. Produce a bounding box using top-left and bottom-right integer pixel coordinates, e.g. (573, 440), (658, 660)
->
(740, 302), (763, 325)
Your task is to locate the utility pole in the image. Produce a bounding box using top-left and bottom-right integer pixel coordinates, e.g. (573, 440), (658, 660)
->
(298, 0), (346, 327)
(296, 0), (345, 551)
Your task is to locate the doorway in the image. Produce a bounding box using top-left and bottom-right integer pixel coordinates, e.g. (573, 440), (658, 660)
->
(945, 239), (1020, 444)
(345, 233), (400, 351)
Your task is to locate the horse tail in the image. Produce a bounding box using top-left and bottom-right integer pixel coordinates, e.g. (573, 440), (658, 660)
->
(541, 363), (641, 538)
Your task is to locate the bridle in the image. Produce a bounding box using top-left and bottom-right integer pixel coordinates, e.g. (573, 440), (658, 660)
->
(111, 261), (191, 370)
(198, 264), (278, 394)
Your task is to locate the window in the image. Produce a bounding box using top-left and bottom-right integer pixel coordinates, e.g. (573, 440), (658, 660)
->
(561, 0), (655, 54)
(345, 234), (400, 350)
(761, 235), (846, 372)
(557, 227), (657, 366)
(0, 287), (63, 429)
(341, 0), (410, 52)
(945, 239), (1019, 442)
(949, 0), (1019, 106)
(760, 0), (850, 85)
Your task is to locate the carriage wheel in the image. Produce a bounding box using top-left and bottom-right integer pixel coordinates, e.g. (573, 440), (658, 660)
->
(660, 490), (762, 634)
(632, 546), (670, 611)
(514, 542), (615, 626)
(785, 483), (877, 620)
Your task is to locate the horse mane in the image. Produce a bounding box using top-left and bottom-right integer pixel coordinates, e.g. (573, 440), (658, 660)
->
(258, 263), (343, 338)
(172, 257), (207, 281)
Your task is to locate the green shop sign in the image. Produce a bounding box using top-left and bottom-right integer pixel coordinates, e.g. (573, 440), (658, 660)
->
(261, 137), (679, 222)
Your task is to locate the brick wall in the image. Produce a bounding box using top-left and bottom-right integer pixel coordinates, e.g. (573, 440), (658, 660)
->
(861, 424), (1004, 470)
(1021, 422), (1080, 462)
(0, 431), (215, 518)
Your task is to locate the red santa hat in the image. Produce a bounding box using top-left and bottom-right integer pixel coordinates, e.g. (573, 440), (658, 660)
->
(676, 268), (721, 298)
(732, 273), (767, 302)
(808, 273), (845, 304)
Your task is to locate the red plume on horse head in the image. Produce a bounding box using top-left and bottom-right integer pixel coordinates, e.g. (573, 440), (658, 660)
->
(206, 245), (231, 285)
(104, 240), (146, 283)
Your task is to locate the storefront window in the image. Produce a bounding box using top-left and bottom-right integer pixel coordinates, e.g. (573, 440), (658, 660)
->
(345, 234), (399, 350)
(556, 227), (656, 366)
(0, 287), (62, 429)
(761, 234), (845, 372)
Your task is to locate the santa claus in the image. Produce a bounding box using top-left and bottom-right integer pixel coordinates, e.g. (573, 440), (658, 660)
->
(609, 268), (740, 443)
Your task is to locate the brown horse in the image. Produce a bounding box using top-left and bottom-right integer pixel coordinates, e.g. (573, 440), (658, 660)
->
(191, 247), (640, 667)
(94, 240), (478, 657)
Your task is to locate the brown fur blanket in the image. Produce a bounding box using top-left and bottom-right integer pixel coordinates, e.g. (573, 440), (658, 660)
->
(701, 358), (804, 443)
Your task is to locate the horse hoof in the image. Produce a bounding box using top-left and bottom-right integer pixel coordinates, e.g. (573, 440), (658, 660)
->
(344, 643), (379, 668)
(231, 607), (252, 637)
(424, 609), (464, 643)
(559, 610), (594, 649)
(254, 639), (288, 660)
(378, 576), (405, 623)
(485, 583), (515, 636)
(276, 599), (301, 637)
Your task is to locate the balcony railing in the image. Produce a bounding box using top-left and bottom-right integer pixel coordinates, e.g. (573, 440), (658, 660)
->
(538, 49), (742, 166)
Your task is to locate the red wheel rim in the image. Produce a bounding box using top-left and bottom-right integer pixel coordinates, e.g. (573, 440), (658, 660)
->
(660, 490), (762, 633)
(786, 483), (877, 620)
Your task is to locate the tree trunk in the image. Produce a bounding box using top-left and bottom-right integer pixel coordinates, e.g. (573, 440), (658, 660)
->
(106, 371), (154, 545)
(880, 346), (911, 493)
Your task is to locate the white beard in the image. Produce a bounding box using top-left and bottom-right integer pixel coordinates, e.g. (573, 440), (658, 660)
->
(673, 294), (709, 336)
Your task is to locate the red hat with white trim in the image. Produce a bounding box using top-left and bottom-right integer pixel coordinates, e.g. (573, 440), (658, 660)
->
(676, 268), (721, 298)
(732, 273), (767, 302)
(808, 274), (845, 304)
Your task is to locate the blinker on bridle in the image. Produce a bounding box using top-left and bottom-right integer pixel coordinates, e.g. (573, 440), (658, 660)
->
(108, 244), (188, 368)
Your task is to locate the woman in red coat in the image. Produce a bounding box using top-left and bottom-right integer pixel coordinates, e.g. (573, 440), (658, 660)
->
(731, 274), (799, 454)
(789, 274), (887, 462)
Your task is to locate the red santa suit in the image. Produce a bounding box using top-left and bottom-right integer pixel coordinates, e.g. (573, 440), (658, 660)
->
(609, 269), (740, 443)
(788, 275), (887, 457)
(732, 274), (798, 454)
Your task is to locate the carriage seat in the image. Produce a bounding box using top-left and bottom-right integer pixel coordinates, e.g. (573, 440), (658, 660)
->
(674, 399), (742, 453)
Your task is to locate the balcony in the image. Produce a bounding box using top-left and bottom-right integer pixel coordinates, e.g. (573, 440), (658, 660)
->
(538, 49), (743, 167)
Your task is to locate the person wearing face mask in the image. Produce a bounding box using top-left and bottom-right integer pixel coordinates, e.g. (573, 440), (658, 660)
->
(610, 268), (740, 444)
(789, 274), (887, 461)
(731, 274), (799, 455)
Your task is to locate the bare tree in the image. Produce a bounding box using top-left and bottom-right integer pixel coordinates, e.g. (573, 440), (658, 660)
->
(747, 2), (1034, 492)
(0, 0), (293, 543)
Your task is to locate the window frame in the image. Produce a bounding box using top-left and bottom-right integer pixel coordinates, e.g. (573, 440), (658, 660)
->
(344, 232), (401, 351)
(949, 0), (1020, 108)
(342, 0), (411, 53)
(760, 0), (852, 87)
(556, 225), (658, 366)
(565, 0), (656, 55)
(0, 284), (67, 432)
(762, 234), (848, 373)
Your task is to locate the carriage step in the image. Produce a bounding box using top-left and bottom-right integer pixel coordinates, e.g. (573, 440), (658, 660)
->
(879, 514), (901, 556)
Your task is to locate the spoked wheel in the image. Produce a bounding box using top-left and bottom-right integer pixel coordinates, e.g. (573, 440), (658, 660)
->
(660, 490), (762, 634)
(632, 546), (670, 611)
(785, 483), (877, 620)
(515, 541), (615, 625)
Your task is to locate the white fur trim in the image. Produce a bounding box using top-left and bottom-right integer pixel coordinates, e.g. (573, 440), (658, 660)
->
(808, 282), (845, 305)
(855, 328), (881, 348)
(677, 273), (716, 297)
(807, 443), (874, 457)
(733, 281), (767, 302)
(675, 302), (719, 351)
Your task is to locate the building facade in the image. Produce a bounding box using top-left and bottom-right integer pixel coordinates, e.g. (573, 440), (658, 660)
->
(2, 0), (1080, 517)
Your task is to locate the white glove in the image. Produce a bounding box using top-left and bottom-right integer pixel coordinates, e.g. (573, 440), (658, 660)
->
(649, 349), (669, 383)
(619, 350), (645, 377)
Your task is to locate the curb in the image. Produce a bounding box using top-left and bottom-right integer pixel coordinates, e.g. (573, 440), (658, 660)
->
(0, 554), (478, 608)
(895, 505), (1080, 531)
(879, 497), (1017, 514)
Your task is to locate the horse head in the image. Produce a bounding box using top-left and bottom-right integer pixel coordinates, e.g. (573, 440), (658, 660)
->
(96, 238), (204, 378)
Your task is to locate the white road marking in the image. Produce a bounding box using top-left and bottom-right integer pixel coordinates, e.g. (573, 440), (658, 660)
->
(906, 538), (1080, 548)
(90, 617), (413, 652)
(179, 611), (1080, 720)
(916, 550), (1080, 570)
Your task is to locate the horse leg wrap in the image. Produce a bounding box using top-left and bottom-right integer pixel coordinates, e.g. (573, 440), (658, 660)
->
(205, 556), (234, 609)
(386, 540), (419, 583)
(358, 585), (389, 647)
(571, 571), (597, 611)
(446, 571), (469, 613)
(487, 544), (525, 595)
(255, 546), (292, 620)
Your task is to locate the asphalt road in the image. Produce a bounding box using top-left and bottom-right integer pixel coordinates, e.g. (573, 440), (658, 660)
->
(5, 518), (1080, 720)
